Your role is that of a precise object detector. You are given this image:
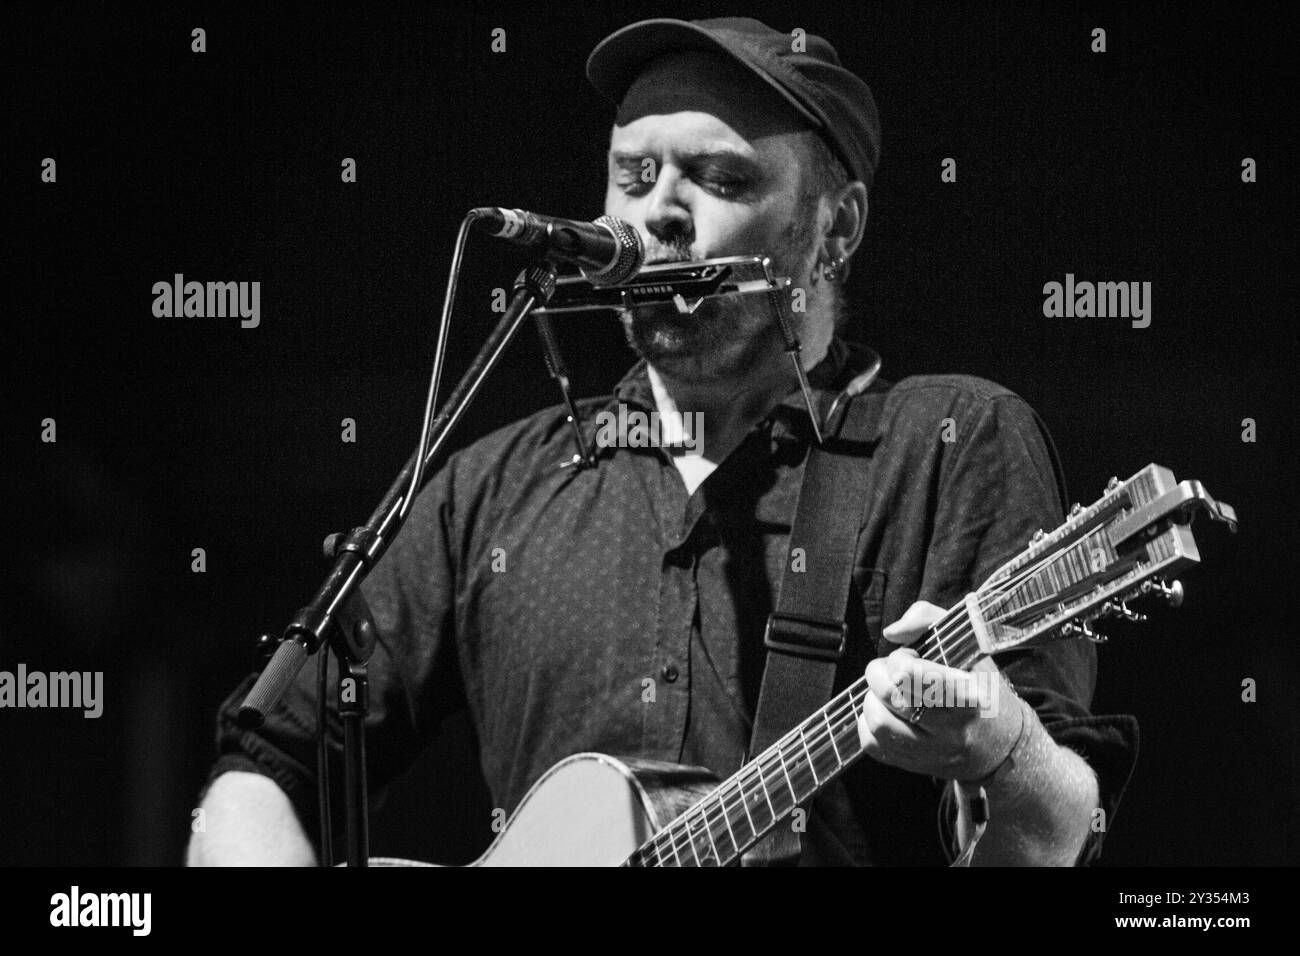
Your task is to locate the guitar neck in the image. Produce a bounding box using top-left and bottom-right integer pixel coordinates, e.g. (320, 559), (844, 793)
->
(626, 604), (981, 867)
(624, 463), (1237, 866)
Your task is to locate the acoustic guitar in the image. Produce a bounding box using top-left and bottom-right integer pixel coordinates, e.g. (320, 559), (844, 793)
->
(368, 463), (1236, 866)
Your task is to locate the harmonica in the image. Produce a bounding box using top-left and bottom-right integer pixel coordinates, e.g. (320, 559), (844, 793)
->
(533, 255), (791, 316)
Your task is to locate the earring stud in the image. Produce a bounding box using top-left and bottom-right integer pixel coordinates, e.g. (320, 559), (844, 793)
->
(821, 256), (845, 282)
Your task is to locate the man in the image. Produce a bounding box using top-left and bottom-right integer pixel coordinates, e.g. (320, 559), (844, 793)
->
(189, 17), (1136, 866)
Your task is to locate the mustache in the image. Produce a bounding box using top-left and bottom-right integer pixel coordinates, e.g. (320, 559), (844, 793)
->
(642, 238), (697, 265)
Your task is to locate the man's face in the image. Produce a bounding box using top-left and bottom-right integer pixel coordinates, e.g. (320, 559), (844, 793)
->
(603, 54), (824, 382)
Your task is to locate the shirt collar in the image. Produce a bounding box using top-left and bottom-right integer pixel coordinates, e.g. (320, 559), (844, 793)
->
(606, 336), (881, 447)
(612, 335), (867, 412)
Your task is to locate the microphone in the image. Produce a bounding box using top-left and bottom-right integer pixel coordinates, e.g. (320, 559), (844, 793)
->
(469, 208), (644, 285)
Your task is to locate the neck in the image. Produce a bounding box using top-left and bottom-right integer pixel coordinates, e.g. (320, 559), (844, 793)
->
(647, 330), (833, 464)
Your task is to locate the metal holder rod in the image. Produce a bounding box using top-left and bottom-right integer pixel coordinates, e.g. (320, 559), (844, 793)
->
(533, 311), (594, 467)
(236, 258), (559, 866)
(535, 255), (827, 444)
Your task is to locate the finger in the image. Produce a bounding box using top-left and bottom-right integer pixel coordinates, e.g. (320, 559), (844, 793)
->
(882, 600), (948, 645)
(857, 689), (920, 754)
(865, 656), (910, 711)
(868, 650), (931, 714)
(884, 650), (993, 718)
(938, 668), (994, 717)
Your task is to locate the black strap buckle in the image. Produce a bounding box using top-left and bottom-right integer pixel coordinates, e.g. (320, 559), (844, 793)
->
(763, 613), (847, 662)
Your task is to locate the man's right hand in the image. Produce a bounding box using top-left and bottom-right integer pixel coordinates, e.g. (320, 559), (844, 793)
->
(185, 771), (316, 866)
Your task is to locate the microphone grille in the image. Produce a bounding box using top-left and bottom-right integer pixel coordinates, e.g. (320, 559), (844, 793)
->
(591, 216), (644, 286)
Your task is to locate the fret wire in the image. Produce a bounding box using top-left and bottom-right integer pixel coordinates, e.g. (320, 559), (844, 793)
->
(665, 826), (681, 867)
(741, 762), (773, 828)
(697, 806), (721, 864)
(687, 811), (714, 867)
(824, 709), (843, 767)
(776, 739), (798, 802)
(686, 811), (717, 863)
(753, 758), (778, 820)
(716, 784), (741, 854)
(733, 774), (758, 837)
(807, 721), (833, 780)
(798, 726), (821, 786)
(684, 815), (702, 866)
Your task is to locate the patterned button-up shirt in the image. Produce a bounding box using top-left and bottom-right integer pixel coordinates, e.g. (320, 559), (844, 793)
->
(210, 337), (1138, 865)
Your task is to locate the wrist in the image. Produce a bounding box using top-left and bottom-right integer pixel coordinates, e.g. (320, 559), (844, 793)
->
(958, 693), (1035, 794)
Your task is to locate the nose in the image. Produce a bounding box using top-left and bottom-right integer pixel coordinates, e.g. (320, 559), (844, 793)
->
(642, 166), (693, 252)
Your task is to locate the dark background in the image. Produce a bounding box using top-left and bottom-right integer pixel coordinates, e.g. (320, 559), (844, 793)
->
(5, 1), (1295, 866)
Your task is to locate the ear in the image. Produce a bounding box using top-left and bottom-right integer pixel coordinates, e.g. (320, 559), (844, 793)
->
(822, 180), (869, 264)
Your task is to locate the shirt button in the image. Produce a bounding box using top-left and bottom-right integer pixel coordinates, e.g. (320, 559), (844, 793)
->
(661, 662), (679, 683)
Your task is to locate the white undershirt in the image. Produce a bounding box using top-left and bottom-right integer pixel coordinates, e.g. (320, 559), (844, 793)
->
(670, 454), (717, 496)
(648, 365), (718, 496)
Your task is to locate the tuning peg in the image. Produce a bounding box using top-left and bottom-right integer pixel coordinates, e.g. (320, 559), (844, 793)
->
(1102, 600), (1147, 623)
(1069, 503), (1084, 519)
(1062, 620), (1107, 643)
(1106, 476), (1121, 493)
(1140, 578), (1185, 607)
(1122, 602), (1148, 622)
(1030, 528), (1046, 546)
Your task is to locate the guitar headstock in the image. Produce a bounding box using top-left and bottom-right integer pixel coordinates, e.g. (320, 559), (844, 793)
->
(967, 465), (1238, 654)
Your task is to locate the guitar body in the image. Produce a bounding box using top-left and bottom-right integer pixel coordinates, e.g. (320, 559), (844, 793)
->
(369, 754), (718, 867)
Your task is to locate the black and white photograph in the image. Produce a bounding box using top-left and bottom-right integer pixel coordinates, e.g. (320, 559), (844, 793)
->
(5, 0), (1294, 935)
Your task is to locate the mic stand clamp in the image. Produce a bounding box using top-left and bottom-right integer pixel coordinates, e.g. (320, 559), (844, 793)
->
(324, 532), (380, 868)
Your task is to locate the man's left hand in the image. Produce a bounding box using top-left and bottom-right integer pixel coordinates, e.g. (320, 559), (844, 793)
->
(857, 600), (1024, 782)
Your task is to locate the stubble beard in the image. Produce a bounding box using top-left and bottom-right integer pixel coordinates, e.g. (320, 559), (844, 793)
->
(620, 218), (820, 383)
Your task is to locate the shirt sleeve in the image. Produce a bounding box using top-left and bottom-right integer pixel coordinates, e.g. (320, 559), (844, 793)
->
(202, 459), (466, 849)
(918, 386), (1139, 865)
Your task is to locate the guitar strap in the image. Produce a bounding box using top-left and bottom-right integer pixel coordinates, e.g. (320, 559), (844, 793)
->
(741, 381), (886, 866)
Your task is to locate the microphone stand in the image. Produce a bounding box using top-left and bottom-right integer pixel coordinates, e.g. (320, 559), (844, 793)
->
(237, 258), (559, 866)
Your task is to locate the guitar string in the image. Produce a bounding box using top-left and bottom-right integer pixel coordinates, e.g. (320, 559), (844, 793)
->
(909, 533), (1087, 659)
(637, 575), (1053, 866)
(654, 536), (1142, 866)
(640, 615), (981, 867)
(912, 529), (1102, 658)
(639, 629), (1005, 867)
(636, 539), (1095, 865)
(637, 569), (1034, 866)
(638, 676), (880, 866)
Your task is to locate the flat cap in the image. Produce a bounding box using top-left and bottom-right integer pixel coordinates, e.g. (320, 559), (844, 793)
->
(588, 17), (882, 189)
